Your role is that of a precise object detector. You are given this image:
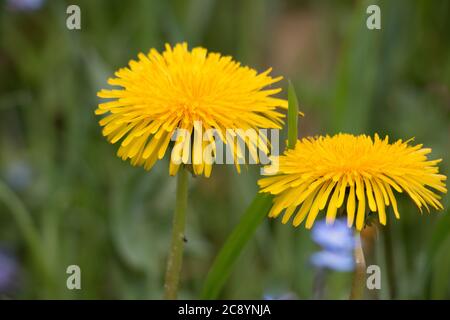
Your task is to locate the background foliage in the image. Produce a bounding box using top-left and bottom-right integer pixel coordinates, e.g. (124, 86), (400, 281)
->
(0, 0), (449, 299)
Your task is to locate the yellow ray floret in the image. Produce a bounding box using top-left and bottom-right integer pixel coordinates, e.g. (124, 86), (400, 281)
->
(96, 42), (288, 177)
(258, 133), (447, 230)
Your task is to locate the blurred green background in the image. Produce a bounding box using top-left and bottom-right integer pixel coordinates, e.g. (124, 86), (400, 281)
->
(0, 0), (449, 299)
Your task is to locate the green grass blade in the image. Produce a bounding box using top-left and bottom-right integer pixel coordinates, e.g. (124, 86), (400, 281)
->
(201, 83), (300, 299)
(201, 193), (273, 299)
(287, 80), (299, 149)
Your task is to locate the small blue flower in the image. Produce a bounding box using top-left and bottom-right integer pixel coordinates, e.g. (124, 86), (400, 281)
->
(311, 219), (355, 252)
(310, 219), (356, 272)
(310, 250), (355, 272)
(7, 0), (44, 11)
(4, 161), (33, 191)
(263, 292), (298, 300)
(0, 250), (18, 293)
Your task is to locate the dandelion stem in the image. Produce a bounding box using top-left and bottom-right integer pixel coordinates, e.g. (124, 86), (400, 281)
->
(349, 232), (366, 299)
(361, 224), (379, 300)
(164, 166), (189, 299)
(383, 223), (397, 299)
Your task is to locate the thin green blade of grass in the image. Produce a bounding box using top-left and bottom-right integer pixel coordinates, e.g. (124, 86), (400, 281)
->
(288, 80), (299, 149)
(201, 84), (300, 299)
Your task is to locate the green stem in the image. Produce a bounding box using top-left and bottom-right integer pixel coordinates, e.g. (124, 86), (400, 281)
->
(361, 225), (379, 300)
(164, 166), (189, 299)
(349, 232), (366, 300)
(383, 223), (397, 299)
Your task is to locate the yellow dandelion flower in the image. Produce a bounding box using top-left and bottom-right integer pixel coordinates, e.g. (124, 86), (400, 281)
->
(95, 42), (287, 177)
(258, 133), (447, 230)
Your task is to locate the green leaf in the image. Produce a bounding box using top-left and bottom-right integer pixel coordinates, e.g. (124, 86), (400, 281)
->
(287, 80), (299, 149)
(201, 83), (300, 299)
(201, 193), (273, 299)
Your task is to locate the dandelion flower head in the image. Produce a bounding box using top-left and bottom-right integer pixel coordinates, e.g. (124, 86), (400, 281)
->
(96, 43), (287, 177)
(258, 133), (447, 230)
